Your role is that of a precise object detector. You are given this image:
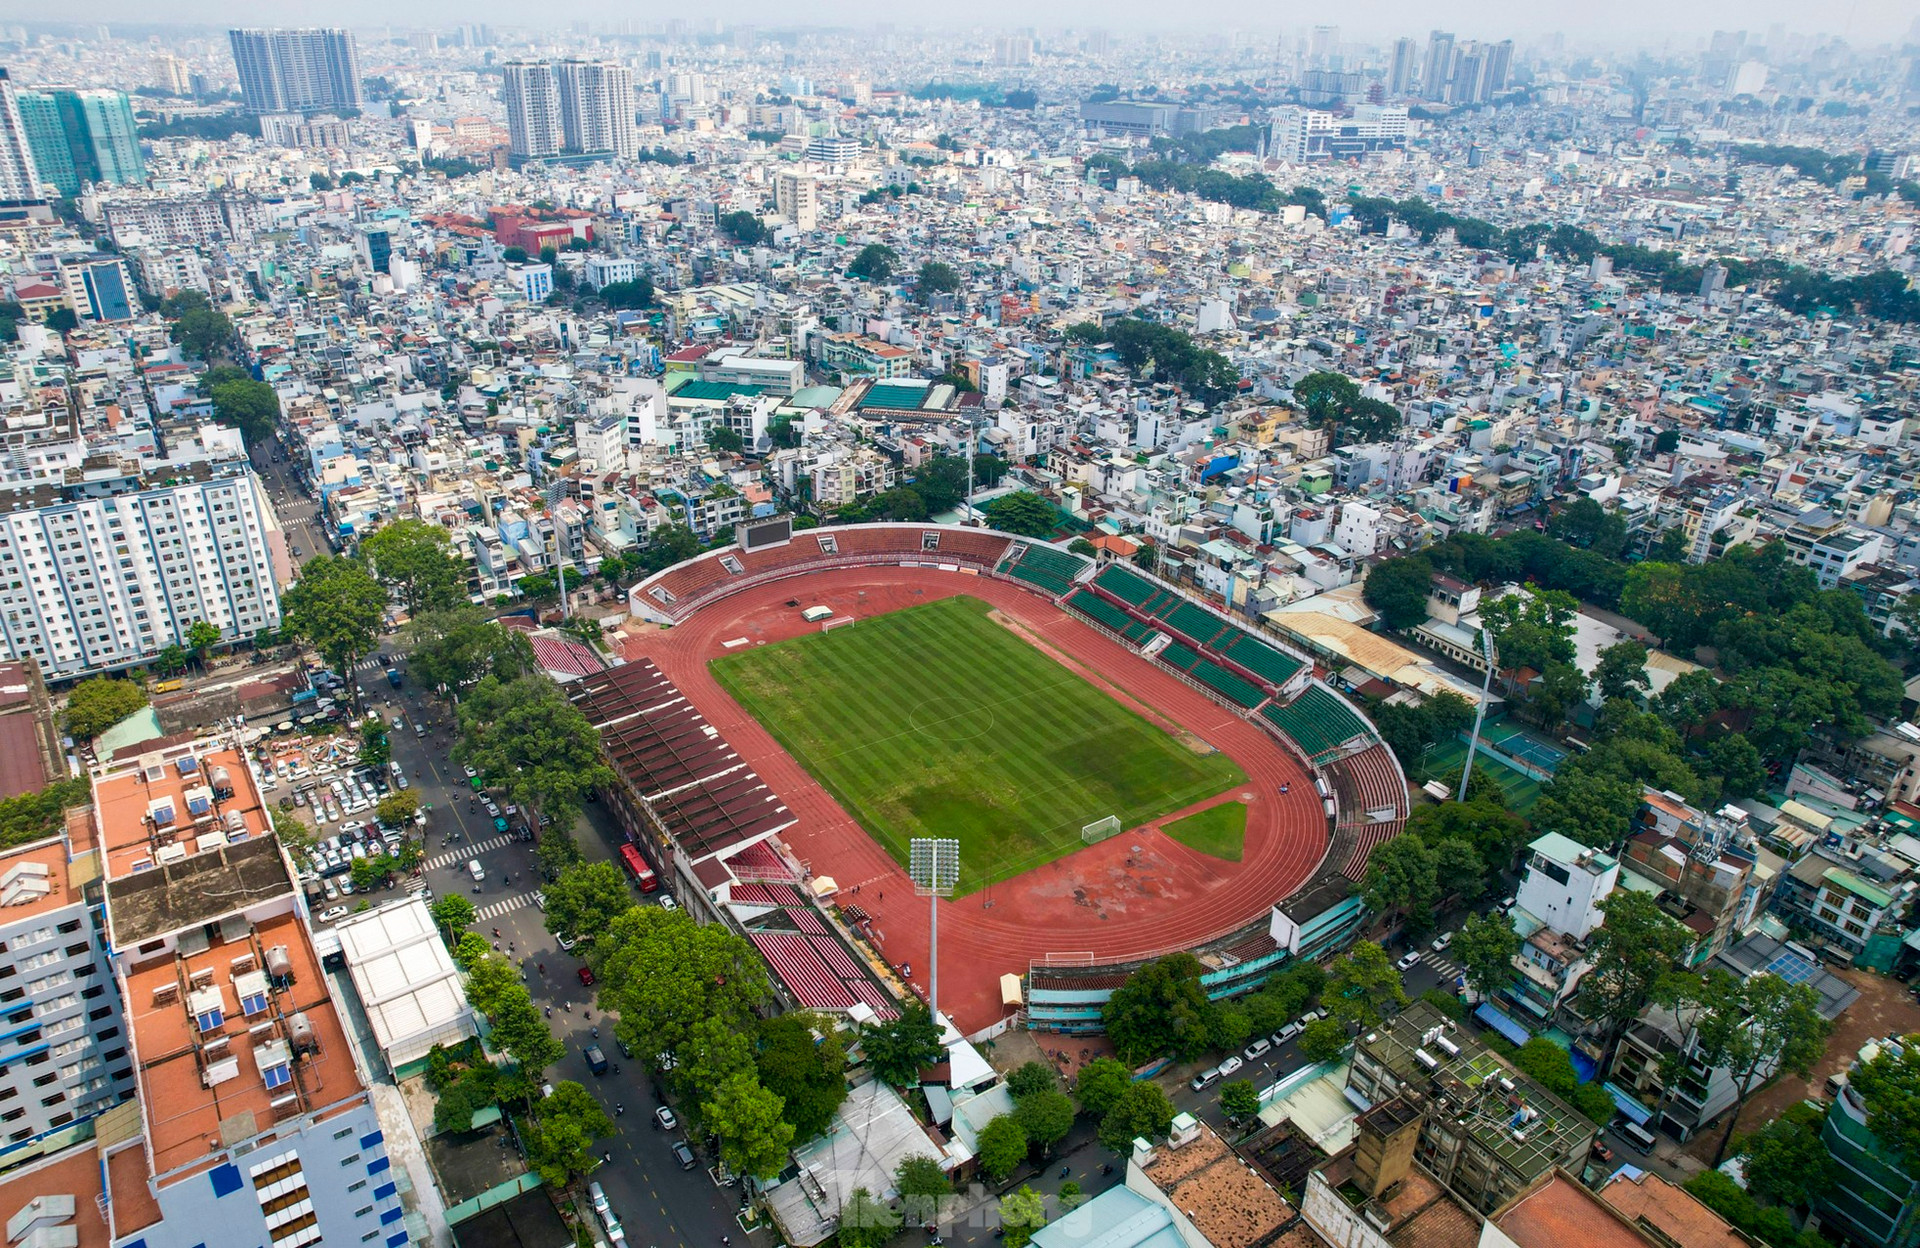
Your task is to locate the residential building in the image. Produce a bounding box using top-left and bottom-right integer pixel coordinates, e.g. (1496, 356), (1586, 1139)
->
(0, 832), (138, 1172)
(1124, 1113), (1293, 1248)
(1820, 1042), (1920, 1248)
(1421, 31), (1456, 102)
(1269, 105), (1408, 162)
(0, 435), (283, 681)
(0, 70), (46, 203)
(57, 254), (136, 322)
(502, 62), (563, 160)
(582, 256), (641, 290)
(228, 28), (363, 114)
(1344, 1001), (1596, 1212)
(100, 196), (233, 249)
(1620, 790), (1764, 966)
(554, 60), (638, 159)
(1513, 832), (1617, 940)
(1773, 848), (1906, 957)
(775, 171), (817, 231)
(16, 88), (143, 197)
(805, 134), (859, 164)
(90, 735), (409, 1247)
(1387, 37), (1420, 95)
(258, 112), (349, 150)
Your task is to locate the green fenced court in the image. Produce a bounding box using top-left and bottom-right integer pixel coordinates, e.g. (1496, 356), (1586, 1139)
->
(711, 595), (1246, 891)
(1414, 737), (1544, 812)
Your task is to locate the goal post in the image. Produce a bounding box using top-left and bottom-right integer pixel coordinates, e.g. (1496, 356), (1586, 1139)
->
(1081, 815), (1121, 845)
(822, 616), (856, 633)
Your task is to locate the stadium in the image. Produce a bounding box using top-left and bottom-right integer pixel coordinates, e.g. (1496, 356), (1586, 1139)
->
(577, 520), (1409, 1038)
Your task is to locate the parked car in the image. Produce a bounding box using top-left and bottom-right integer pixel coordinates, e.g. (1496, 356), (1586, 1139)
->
(1274, 1021), (1304, 1044)
(1217, 1055), (1244, 1077)
(655, 1106), (678, 1131)
(317, 906), (349, 923)
(1243, 1038), (1273, 1061)
(1190, 1067), (1221, 1092)
(1431, 931), (1454, 953)
(577, 965), (595, 987)
(671, 1141), (696, 1170)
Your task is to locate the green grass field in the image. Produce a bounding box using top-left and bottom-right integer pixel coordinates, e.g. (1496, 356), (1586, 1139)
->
(711, 595), (1246, 891)
(1414, 739), (1542, 812)
(1162, 801), (1248, 862)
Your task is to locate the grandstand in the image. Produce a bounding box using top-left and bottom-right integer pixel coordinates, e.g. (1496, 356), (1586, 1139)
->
(1087, 564), (1308, 698)
(1063, 588), (1157, 646)
(1153, 642), (1265, 710)
(1322, 743), (1411, 881)
(995, 541), (1091, 597)
(1260, 685), (1376, 764)
(629, 524), (1013, 623)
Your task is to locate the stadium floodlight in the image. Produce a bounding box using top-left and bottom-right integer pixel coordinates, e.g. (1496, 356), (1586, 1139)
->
(909, 838), (960, 1018)
(1459, 627), (1497, 798)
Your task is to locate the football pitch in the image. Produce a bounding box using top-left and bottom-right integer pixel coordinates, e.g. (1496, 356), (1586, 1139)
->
(711, 595), (1246, 891)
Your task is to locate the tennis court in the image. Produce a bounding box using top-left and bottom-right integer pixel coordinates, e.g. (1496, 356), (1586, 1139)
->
(1415, 738), (1543, 812)
(1481, 721), (1568, 773)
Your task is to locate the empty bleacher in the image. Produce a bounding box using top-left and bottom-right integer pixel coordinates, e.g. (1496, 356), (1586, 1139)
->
(1188, 656), (1267, 710)
(995, 542), (1091, 597)
(1064, 588), (1157, 646)
(1090, 565), (1308, 700)
(1261, 685), (1375, 763)
(1213, 629), (1305, 689)
(1091, 564), (1161, 610)
(1330, 745), (1406, 820)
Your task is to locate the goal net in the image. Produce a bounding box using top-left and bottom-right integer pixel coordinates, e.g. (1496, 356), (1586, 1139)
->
(822, 617), (856, 633)
(1081, 815), (1122, 845)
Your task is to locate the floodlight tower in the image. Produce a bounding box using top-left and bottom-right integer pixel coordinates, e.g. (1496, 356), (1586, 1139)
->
(1459, 627), (1497, 798)
(908, 838), (960, 1017)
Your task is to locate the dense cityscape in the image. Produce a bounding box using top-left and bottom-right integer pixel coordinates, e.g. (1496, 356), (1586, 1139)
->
(0, 11), (1916, 1248)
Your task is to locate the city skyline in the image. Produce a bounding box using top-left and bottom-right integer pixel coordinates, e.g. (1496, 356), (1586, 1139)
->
(0, 4), (1914, 44)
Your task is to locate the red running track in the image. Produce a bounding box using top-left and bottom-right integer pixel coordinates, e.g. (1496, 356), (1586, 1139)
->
(627, 568), (1329, 1035)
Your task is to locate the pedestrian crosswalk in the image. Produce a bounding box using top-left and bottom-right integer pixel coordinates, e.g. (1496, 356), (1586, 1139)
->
(1423, 950), (1463, 981)
(476, 892), (535, 922)
(424, 834), (513, 871)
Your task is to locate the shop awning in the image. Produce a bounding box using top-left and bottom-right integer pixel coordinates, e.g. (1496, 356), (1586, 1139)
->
(1474, 1002), (1531, 1047)
(1604, 1082), (1656, 1126)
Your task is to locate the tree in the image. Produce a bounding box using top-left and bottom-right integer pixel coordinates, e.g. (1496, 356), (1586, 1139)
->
(375, 790), (419, 827)
(706, 424), (745, 454)
(1361, 835), (1440, 932)
(1323, 941), (1407, 1033)
(209, 377), (280, 444)
(703, 1071), (796, 1179)
(1102, 953), (1214, 1065)
(1073, 1057), (1132, 1116)
(895, 1155), (953, 1228)
(1297, 1017), (1349, 1063)
(599, 277), (654, 308)
(281, 556), (387, 683)
(350, 854), (389, 892)
(1507, 1038), (1617, 1124)
(542, 861), (634, 943)
(1132, 541), (1158, 573)
(1452, 912), (1520, 1002)
(490, 994), (564, 1076)
(862, 1002), (944, 1085)
(361, 520), (467, 616)
(454, 675), (613, 827)
(155, 644), (189, 675)
(1097, 1081), (1174, 1153)
(1594, 640), (1651, 702)
(984, 491), (1056, 538)
(838, 1187), (900, 1248)
(1220, 1079), (1259, 1120)
(756, 1012), (849, 1143)
(1575, 891), (1693, 1064)
(406, 608), (537, 697)
(1012, 1089), (1075, 1155)
(526, 1081), (614, 1187)
(451, 931), (491, 971)
(977, 1113), (1028, 1179)
(998, 1185), (1047, 1248)
(537, 829), (583, 880)
(1527, 661), (1590, 725)
(719, 210), (768, 245)
(1006, 1061), (1058, 1100)
(917, 260), (961, 298)
(1851, 1032), (1920, 1169)
(64, 677), (148, 739)
(848, 243), (899, 282)
(1704, 974), (1830, 1165)
(44, 307), (76, 334)
(359, 718), (391, 768)
(1740, 1104), (1835, 1209)
(185, 619), (222, 664)
(169, 305), (233, 359)
(429, 894), (475, 939)
(1363, 556), (1434, 630)
(591, 910), (766, 1112)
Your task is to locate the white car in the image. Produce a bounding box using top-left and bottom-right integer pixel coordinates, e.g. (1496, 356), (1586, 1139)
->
(463, 764), (478, 778)
(658, 894), (678, 911)
(1217, 1055), (1244, 1077)
(1396, 950), (1422, 971)
(317, 906), (349, 923)
(1430, 931), (1454, 953)
(558, 933), (577, 951)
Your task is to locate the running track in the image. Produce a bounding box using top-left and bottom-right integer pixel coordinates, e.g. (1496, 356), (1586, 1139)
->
(628, 567), (1328, 1035)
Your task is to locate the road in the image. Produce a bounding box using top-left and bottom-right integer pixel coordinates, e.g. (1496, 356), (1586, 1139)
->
(359, 653), (752, 1247)
(252, 445), (329, 566)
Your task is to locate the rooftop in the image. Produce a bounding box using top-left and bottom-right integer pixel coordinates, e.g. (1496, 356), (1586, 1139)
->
(1137, 1117), (1292, 1248)
(1494, 1170), (1656, 1248)
(1597, 1170), (1746, 1248)
(0, 834), (82, 924)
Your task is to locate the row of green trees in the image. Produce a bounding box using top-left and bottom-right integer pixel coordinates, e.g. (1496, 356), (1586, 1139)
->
(1064, 317), (1240, 405)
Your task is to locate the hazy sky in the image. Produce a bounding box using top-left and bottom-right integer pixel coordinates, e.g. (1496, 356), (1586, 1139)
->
(5, 0), (1917, 45)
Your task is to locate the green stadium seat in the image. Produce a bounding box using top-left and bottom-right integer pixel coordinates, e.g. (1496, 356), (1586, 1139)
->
(1261, 686), (1375, 762)
(996, 543), (1090, 597)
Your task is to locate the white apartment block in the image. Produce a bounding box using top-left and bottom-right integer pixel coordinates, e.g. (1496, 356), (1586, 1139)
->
(0, 465), (282, 681)
(100, 198), (230, 250)
(555, 60), (637, 158)
(502, 62), (562, 159)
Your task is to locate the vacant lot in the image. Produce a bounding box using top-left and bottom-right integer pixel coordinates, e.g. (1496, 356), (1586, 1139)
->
(712, 595), (1245, 891)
